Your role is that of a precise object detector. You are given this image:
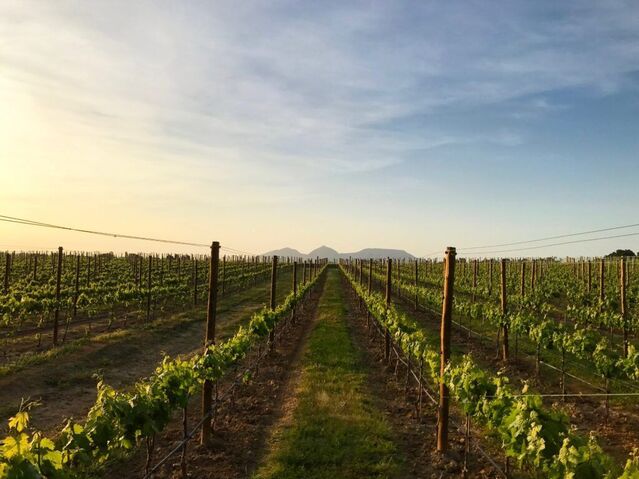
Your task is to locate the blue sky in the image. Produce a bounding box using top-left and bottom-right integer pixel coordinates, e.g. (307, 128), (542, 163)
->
(0, 1), (638, 257)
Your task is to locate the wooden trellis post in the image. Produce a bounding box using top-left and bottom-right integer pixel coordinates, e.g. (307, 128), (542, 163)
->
(200, 241), (220, 447)
(437, 247), (456, 453)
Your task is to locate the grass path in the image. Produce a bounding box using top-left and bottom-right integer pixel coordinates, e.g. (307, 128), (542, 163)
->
(253, 267), (404, 479)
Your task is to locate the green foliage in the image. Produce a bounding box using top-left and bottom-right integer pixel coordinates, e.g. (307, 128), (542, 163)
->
(0, 264), (326, 478)
(341, 264), (625, 479)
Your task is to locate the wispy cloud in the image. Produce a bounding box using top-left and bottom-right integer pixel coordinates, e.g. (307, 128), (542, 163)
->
(1, 1), (638, 254)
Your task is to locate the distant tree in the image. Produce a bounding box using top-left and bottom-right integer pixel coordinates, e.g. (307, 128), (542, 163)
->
(605, 249), (636, 258)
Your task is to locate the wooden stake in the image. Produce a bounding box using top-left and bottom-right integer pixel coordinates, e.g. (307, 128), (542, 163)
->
(146, 256), (152, 322)
(385, 258), (392, 361)
(222, 255), (226, 296)
(53, 246), (63, 346)
(437, 247), (456, 453)
(200, 241), (220, 447)
(600, 259), (605, 302)
(500, 259), (509, 361)
(269, 255), (278, 352)
(3, 252), (10, 294)
(621, 257), (628, 357)
(73, 255), (80, 321)
(414, 259), (419, 311)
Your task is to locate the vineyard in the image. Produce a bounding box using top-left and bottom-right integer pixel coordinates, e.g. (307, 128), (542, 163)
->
(1, 244), (639, 478)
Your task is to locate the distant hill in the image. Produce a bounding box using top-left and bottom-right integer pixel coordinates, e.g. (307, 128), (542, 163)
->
(262, 245), (415, 261)
(307, 245), (340, 259)
(345, 248), (414, 260)
(261, 246), (305, 258)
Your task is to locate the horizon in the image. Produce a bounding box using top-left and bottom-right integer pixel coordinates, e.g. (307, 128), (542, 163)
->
(2, 2), (639, 257)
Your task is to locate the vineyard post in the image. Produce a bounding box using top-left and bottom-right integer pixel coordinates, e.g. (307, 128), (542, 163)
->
(146, 256), (152, 322)
(367, 258), (373, 328)
(437, 246), (456, 453)
(303, 260), (307, 284)
(292, 261), (297, 324)
(488, 258), (493, 296)
(588, 260), (592, 293)
(200, 241), (220, 447)
(531, 259), (536, 292)
(193, 258), (198, 306)
(414, 259), (418, 311)
(472, 258), (477, 302)
(269, 255), (278, 352)
(358, 259), (363, 310)
(621, 257), (628, 357)
(3, 252), (10, 293)
(222, 255), (226, 297)
(53, 246), (63, 346)
(600, 259), (605, 301)
(500, 259), (509, 362)
(385, 258), (392, 361)
(33, 253), (38, 281)
(73, 255), (80, 321)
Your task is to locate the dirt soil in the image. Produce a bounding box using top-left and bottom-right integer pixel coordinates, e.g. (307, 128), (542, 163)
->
(340, 274), (502, 479)
(104, 273), (327, 479)
(0, 273), (294, 433)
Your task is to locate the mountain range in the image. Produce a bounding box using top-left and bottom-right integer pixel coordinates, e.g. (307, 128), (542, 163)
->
(262, 245), (415, 261)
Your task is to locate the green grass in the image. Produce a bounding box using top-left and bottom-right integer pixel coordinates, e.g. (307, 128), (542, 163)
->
(253, 268), (403, 479)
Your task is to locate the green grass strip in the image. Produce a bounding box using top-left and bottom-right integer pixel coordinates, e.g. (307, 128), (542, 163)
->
(253, 268), (403, 479)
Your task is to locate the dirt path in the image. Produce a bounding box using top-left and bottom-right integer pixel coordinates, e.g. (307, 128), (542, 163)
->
(0, 270), (295, 433)
(103, 269), (328, 479)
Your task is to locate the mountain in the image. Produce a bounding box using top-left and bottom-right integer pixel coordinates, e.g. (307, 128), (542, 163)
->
(345, 248), (415, 260)
(262, 247), (305, 258)
(261, 246), (415, 261)
(307, 245), (340, 260)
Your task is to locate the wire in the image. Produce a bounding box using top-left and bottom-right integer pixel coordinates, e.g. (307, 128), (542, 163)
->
(0, 213), (262, 257)
(460, 222), (639, 251)
(0, 214), (210, 248)
(458, 231), (639, 255)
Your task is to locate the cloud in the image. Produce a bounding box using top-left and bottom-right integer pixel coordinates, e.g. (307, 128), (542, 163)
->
(1, 0), (639, 256)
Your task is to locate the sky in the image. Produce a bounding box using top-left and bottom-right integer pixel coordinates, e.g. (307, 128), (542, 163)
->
(1, 0), (638, 258)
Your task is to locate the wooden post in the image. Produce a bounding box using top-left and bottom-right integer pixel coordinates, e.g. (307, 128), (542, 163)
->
(146, 255), (152, 322)
(3, 252), (10, 293)
(73, 255), (80, 320)
(200, 241), (220, 447)
(500, 259), (509, 361)
(520, 261), (526, 297)
(488, 259), (493, 296)
(385, 258), (392, 361)
(33, 254), (38, 281)
(193, 258), (199, 306)
(414, 259), (419, 311)
(531, 259), (536, 292)
(621, 257), (628, 357)
(437, 247), (456, 453)
(53, 246), (63, 346)
(472, 259), (478, 302)
(269, 255), (278, 352)
(600, 259), (605, 302)
(588, 260), (592, 293)
(221, 255), (226, 296)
